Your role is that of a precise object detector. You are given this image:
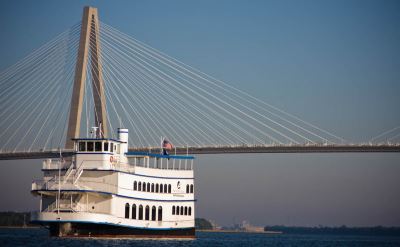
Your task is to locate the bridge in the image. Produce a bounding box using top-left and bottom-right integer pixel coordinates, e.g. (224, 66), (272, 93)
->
(0, 6), (399, 160)
(1, 144), (399, 160)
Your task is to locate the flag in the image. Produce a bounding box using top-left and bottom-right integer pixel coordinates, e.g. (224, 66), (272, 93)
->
(162, 138), (173, 155)
(162, 138), (173, 149)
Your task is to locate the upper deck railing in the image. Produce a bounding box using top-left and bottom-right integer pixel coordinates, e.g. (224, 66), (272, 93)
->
(39, 151), (194, 173)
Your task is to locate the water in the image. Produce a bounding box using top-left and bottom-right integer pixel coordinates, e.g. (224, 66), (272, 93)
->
(1, 228), (400, 247)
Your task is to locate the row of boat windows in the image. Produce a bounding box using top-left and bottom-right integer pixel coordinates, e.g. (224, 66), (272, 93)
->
(124, 203), (163, 221)
(78, 141), (120, 153)
(133, 181), (194, 194)
(172, 205), (192, 216)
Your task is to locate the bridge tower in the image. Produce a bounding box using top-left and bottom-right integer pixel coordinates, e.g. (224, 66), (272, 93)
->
(66, 6), (108, 149)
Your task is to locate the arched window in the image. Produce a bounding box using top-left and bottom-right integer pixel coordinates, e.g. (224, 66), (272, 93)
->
(143, 182), (147, 192)
(138, 182), (142, 191)
(185, 206), (188, 215)
(186, 184), (189, 193)
(132, 204), (136, 219)
(147, 183), (150, 192)
(151, 183), (154, 192)
(152, 206), (156, 221)
(176, 206), (180, 215)
(158, 206), (163, 221)
(168, 184), (171, 193)
(145, 205), (150, 220)
(172, 206), (175, 215)
(133, 181), (137, 191)
(125, 203), (130, 218)
(138, 205), (143, 220)
(190, 184), (194, 193)
(180, 206), (184, 215)
(164, 184), (168, 193)
(156, 183), (159, 193)
(189, 207), (192, 216)
(160, 184), (164, 193)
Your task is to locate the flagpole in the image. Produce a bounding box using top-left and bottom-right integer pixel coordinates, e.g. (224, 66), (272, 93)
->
(160, 136), (163, 154)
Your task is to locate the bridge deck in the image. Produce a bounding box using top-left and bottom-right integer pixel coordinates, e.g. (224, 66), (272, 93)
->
(0, 145), (399, 160)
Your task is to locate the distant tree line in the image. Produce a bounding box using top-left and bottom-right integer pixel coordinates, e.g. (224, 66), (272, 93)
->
(265, 225), (400, 236)
(195, 218), (213, 230)
(0, 212), (35, 227)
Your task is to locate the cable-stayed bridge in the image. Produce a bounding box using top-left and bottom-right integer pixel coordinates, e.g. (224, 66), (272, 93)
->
(0, 7), (399, 161)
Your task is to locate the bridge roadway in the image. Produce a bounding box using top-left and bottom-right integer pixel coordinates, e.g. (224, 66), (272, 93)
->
(0, 144), (399, 160)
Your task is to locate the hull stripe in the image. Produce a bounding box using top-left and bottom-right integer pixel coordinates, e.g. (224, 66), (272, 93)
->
(32, 219), (193, 230)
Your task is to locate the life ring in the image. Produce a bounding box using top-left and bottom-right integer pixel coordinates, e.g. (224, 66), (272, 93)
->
(110, 156), (114, 163)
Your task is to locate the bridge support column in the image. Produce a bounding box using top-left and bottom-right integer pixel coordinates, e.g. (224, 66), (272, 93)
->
(66, 6), (107, 149)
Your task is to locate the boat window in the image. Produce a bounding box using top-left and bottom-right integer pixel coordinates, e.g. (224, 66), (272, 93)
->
(110, 142), (114, 152)
(125, 203), (130, 218)
(151, 183), (154, 192)
(164, 184), (168, 193)
(132, 204), (136, 219)
(168, 184), (171, 193)
(185, 206), (188, 215)
(172, 206), (175, 215)
(190, 184), (194, 193)
(138, 182), (142, 191)
(133, 181), (137, 191)
(145, 205), (150, 220)
(143, 182), (147, 192)
(160, 184), (163, 193)
(189, 207), (192, 216)
(79, 142), (86, 152)
(104, 142), (109, 152)
(87, 142), (94, 152)
(156, 184), (159, 193)
(176, 206), (180, 215)
(152, 206), (156, 221)
(138, 205), (143, 220)
(158, 206), (162, 221)
(147, 183), (150, 192)
(186, 184), (189, 193)
(95, 141), (102, 151)
(180, 206), (184, 215)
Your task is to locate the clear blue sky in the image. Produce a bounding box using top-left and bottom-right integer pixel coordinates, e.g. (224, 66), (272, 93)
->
(0, 0), (399, 226)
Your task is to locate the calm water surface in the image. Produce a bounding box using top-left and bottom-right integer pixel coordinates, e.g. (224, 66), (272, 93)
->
(1, 228), (400, 247)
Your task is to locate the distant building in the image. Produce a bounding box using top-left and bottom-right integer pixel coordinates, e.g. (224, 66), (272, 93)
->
(209, 219), (222, 230)
(232, 220), (264, 232)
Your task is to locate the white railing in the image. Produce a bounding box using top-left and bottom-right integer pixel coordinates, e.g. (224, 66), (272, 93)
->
(42, 159), (70, 170)
(63, 161), (75, 183)
(113, 162), (135, 173)
(43, 201), (93, 213)
(40, 157), (193, 174)
(73, 161), (84, 184)
(32, 178), (118, 194)
(43, 154), (194, 171)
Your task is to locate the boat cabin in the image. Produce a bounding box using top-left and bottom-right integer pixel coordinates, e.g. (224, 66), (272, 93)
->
(74, 138), (123, 155)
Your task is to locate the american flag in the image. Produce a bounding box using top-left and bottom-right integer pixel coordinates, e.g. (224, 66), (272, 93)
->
(162, 138), (173, 150)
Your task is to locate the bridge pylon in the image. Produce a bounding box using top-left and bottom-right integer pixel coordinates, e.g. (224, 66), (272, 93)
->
(66, 6), (108, 149)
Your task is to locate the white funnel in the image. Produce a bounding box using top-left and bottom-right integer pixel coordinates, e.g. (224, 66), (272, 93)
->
(118, 128), (128, 154)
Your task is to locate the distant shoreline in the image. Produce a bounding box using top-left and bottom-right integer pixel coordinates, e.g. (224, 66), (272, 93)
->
(197, 229), (282, 234)
(0, 226), (40, 229)
(1, 226), (400, 237)
(1, 213), (399, 237)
